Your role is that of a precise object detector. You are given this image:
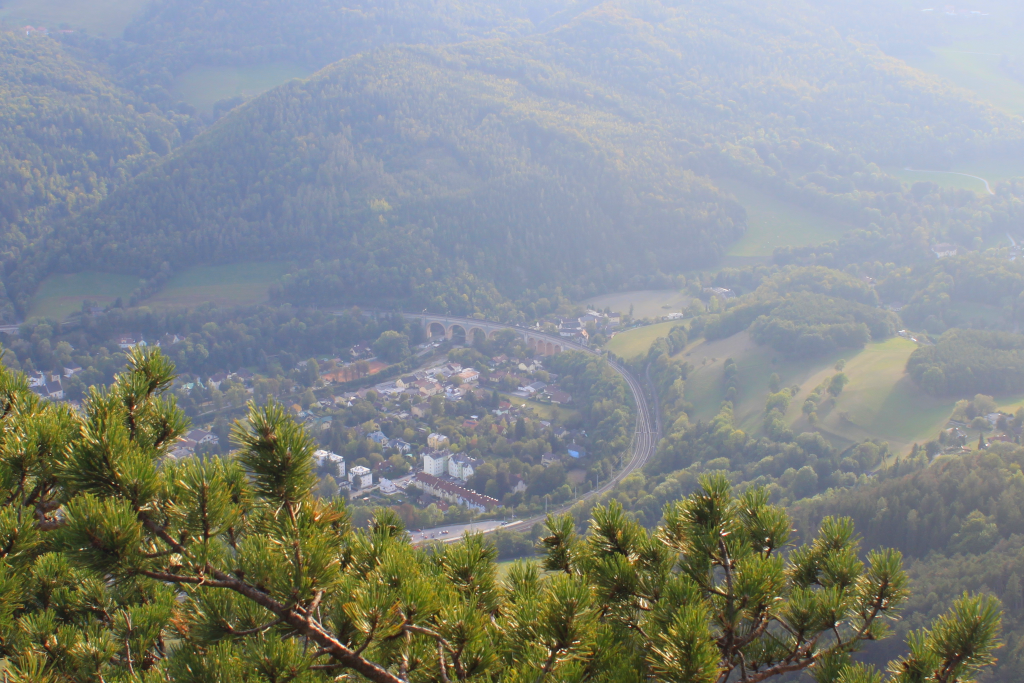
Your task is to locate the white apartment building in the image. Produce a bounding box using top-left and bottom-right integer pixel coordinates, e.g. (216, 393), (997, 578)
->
(348, 465), (372, 489)
(422, 450), (449, 476)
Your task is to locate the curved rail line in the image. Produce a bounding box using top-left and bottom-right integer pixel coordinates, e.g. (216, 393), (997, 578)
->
(372, 314), (661, 538)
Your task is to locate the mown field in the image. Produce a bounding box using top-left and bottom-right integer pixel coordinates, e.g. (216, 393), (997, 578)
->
(28, 271), (138, 321)
(27, 262), (291, 319)
(679, 334), (989, 455)
(582, 290), (689, 320)
(0, 0), (146, 36)
(605, 321), (682, 360)
(905, 47), (1024, 118)
(146, 262), (291, 307)
(716, 178), (854, 260)
(172, 63), (313, 112)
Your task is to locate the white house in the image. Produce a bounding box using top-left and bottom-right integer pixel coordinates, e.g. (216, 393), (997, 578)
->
(448, 453), (482, 482)
(422, 450), (449, 476)
(348, 465), (372, 489)
(932, 243), (958, 258)
(379, 478), (397, 494)
(185, 429), (219, 446)
(314, 449), (346, 478)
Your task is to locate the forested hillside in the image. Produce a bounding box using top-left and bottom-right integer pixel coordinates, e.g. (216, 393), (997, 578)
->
(791, 446), (1024, 680)
(14, 0), (1024, 318)
(0, 31), (180, 320)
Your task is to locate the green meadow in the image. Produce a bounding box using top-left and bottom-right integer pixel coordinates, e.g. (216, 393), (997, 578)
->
(605, 321), (682, 360)
(27, 262), (291, 320)
(583, 290), (690, 320)
(0, 0), (147, 36)
(906, 48), (1024, 118)
(28, 271), (138, 321)
(680, 334), (975, 454)
(173, 63), (313, 112)
(146, 262), (291, 308)
(717, 179), (854, 261)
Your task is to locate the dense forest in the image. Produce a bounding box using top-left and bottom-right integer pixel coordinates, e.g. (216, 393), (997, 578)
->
(1, 0), (1022, 317)
(0, 32), (181, 319)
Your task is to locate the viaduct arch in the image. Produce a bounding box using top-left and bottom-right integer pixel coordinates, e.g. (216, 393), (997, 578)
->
(417, 314), (570, 356)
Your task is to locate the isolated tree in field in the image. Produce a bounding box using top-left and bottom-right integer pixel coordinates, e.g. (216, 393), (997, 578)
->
(0, 348), (1002, 682)
(829, 371), (850, 397)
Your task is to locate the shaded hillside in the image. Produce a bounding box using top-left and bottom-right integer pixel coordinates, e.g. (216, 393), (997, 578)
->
(39, 44), (745, 307)
(790, 446), (1024, 681)
(0, 31), (180, 319)
(21, 0), (1024, 314)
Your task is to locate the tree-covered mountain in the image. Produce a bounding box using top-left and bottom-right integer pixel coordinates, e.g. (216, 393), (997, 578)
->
(15, 0), (1024, 317)
(0, 31), (181, 320)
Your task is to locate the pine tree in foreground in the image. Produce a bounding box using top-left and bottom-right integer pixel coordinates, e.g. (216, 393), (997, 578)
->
(0, 349), (1002, 682)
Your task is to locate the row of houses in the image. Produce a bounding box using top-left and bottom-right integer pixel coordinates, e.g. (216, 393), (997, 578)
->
(411, 472), (500, 512)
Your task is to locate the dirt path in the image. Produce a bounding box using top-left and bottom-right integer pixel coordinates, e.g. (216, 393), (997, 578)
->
(904, 167), (995, 195)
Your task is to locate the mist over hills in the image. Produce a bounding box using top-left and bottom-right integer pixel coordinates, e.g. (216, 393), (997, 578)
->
(12, 0), (1021, 314)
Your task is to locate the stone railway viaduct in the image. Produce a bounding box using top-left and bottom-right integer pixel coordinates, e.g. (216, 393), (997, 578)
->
(358, 312), (578, 356)
(418, 313), (571, 355)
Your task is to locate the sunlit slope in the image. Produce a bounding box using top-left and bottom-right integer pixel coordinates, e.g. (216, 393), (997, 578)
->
(681, 334), (976, 453)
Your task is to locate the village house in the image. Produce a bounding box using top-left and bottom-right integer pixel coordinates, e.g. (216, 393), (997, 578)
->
(63, 365), (83, 377)
(117, 335), (147, 350)
(932, 243), (959, 258)
(388, 438), (412, 453)
(448, 453), (482, 482)
(184, 429), (219, 446)
(368, 430), (388, 445)
(703, 287), (736, 299)
(45, 379), (64, 400)
(379, 478), (398, 494)
(457, 368), (480, 383)
(508, 474), (527, 494)
(541, 453), (560, 467)
(547, 389), (572, 405)
(427, 432), (450, 449)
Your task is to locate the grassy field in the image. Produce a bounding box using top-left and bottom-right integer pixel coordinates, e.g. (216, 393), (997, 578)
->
(680, 334), (977, 454)
(500, 394), (578, 423)
(173, 63), (313, 112)
(145, 262), (291, 308)
(716, 178), (854, 260)
(582, 290), (690, 320)
(0, 0), (147, 36)
(905, 48), (1024, 118)
(28, 271), (139, 321)
(680, 331), (846, 431)
(605, 321), (682, 360)
(783, 338), (958, 453)
(886, 158), (1024, 194)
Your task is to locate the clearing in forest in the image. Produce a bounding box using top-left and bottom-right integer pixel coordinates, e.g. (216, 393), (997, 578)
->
(0, 0), (147, 37)
(583, 290), (690, 320)
(680, 334), (983, 454)
(145, 262), (291, 308)
(716, 178), (854, 261)
(605, 321), (683, 360)
(28, 272), (138, 321)
(172, 63), (313, 112)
